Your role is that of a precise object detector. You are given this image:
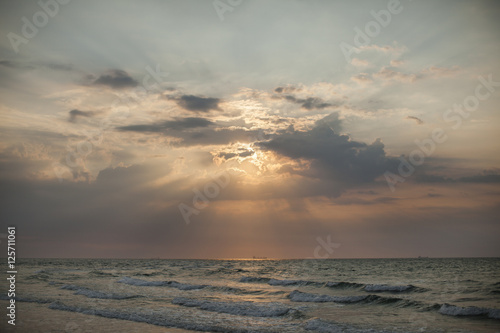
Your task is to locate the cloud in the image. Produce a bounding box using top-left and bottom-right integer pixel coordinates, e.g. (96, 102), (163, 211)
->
(416, 169), (500, 184)
(406, 116), (423, 125)
(69, 109), (96, 122)
(173, 128), (261, 147)
(118, 117), (263, 146)
(274, 86), (299, 94)
(421, 66), (460, 78)
(92, 69), (138, 89)
(118, 117), (214, 132)
(272, 86), (334, 110)
(0, 60), (33, 69)
(0, 60), (73, 71)
(374, 67), (417, 83)
(358, 44), (408, 57)
(170, 95), (221, 112)
(280, 95), (333, 110)
(390, 59), (405, 67)
(351, 58), (369, 67)
(351, 73), (373, 84)
(373, 65), (460, 84)
(216, 149), (254, 161)
(258, 113), (397, 184)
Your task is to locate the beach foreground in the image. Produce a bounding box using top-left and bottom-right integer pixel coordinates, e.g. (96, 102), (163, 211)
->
(1, 258), (499, 332)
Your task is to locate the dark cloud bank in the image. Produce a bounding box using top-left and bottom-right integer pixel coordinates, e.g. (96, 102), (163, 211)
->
(92, 70), (138, 89)
(168, 95), (221, 113)
(259, 114), (398, 185)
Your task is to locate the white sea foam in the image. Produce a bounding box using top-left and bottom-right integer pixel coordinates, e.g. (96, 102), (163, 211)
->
(49, 301), (295, 332)
(117, 277), (206, 290)
(61, 284), (136, 299)
(439, 304), (500, 319)
(268, 279), (312, 286)
(325, 281), (364, 289)
(169, 281), (207, 290)
(289, 290), (368, 303)
(172, 297), (293, 317)
(239, 276), (270, 283)
(363, 284), (414, 292)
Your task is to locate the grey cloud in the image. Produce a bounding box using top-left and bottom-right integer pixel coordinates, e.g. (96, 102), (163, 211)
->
(217, 152), (237, 160)
(118, 117), (214, 132)
(416, 170), (500, 184)
(406, 116), (423, 125)
(0, 60), (73, 71)
(0, 60), (33, 69)
(460, 174), (500, 183)
(274, 86), (299, 94)
(176, 128), (260, 147)
(258, 113), (397, 184)
(119, 118), (261, 147)
(282, 95), (332, 110)
(93, 69), (138, 89)
(43, 62), (73, 71)
(69, 109), (96, 122)
(217, 149), (254, 161)
(170, 95), (221, 113)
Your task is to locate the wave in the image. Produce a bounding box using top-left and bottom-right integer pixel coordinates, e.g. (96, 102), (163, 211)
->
(289, 290), (368, 303)
(439, 304), (500, 320)
(60, 284), (137, 300)
(288, 290), (426, 309)
(133, 271), (163, 277)
(207, 285), (267, 295)
(34, 268), (81, 274)
(268, 279), (316, 286)
(325, 281), (364, 289)
(239, 276), (322, 287)
(239, 276), (270, 283)
(305, 318), (388, 333)
(240, 276), (419, 293)
(172, 297), (294, 317)
(117, 277), (207, 290)
(363, 284), (415, 292)
(48, 301), (297, 332)
(0, 295), (52, 304)
(88, 270), (116, 277)
(26, 273), (50, 281)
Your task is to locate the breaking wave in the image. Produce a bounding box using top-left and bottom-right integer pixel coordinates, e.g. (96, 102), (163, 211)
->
(117, 277), (207, 290)
(289, 290), (368, 303)
(363, 284), (416, 292)
(439, 304), (500, 319)
(172, 297), (294, 317)
(60, 284), (138, 300)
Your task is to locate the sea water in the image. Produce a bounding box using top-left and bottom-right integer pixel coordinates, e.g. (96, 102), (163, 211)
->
(1, 258), (499, 332)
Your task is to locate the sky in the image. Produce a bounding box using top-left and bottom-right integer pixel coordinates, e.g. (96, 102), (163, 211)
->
(0, 0), (499, 259)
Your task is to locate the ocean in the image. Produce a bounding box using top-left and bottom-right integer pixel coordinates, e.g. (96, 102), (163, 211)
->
(1, 258), (499, 332)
